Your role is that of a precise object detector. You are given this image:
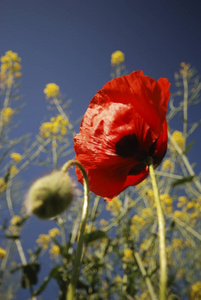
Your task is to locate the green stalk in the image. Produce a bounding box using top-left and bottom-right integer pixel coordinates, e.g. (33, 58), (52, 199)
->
(148, 158), (167, 300)
(61, 160), (90, 300)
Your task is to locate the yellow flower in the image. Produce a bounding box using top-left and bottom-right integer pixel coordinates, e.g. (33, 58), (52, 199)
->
(8, 215), (22, 234)
(99, 219), (109, 227)
(173, 210), (184, 220)
(160, 194), (173, 206)
(10, 165), (18, 177)
(123, 248), (133, 261)
(177, 196), (187, 208)
(0, 51), (22, 76)
(131, 215), (146, 227)
(172, 238), (184, 252)
(0, 177), (7, 193)
(0, 248), (6, 259)
(10, 215), (21, 226)
(1, 107), (14, 124)
(111, 51), (125, 66)
(114, 275), (122, 283)
(10, 153), (22, 163)
(48, 228), (61, 238)
(162, 159), (173, 170)
(49, 244), (60, 258)
(106, 197), (122, 216)
(186, 201), (195, 210)
(36, 234), (50, 249)
(44, 83), (60, 99)
(171, 131), (185, 150)
(40, 115), (68, 139)
(190, 281), (201, 300)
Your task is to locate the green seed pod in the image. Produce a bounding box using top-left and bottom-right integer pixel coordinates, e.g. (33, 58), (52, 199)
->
(27, 171), (74, 219)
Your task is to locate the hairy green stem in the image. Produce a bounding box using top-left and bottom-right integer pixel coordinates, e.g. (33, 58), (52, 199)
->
(61, 160), (89, 300)
(148, 159), (167, 300)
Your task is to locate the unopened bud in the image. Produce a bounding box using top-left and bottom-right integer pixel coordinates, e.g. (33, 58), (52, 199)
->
(27, 171), (74, 219)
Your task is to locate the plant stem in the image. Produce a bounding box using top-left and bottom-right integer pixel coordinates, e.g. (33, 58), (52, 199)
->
(182, 71), (188, 149)
(61, 160), (90, 300)
(148, 158), (167, 300)
(134, 251), (157, 300)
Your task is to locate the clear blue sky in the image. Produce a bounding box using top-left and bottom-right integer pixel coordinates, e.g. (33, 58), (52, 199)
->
(1, 1), (201, 299)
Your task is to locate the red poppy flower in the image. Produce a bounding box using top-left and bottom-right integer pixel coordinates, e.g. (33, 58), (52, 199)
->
(74, 71), (170, 200)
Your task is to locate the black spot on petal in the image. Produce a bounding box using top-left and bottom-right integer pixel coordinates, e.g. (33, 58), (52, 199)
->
(115, 134), (139, 158)
(115, 134), (148, 161)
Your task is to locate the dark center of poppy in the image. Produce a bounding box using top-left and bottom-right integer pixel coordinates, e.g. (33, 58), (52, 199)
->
(115, 134), (148, 160)
(115, 134), (158, 174)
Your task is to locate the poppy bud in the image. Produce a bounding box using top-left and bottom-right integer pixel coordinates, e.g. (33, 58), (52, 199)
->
(27, 171), (74, 219)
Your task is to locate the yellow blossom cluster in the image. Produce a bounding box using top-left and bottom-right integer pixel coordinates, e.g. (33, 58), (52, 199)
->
(177, 196), (188, 208)
(10, 152), (22, 164)
(36, 228), (61, 251)
(123, 248), (133, 262)
(106, 197), (122, 216)
(8, 215), (22, 235)
(44, 83), (60, 99)
(171, 130), (185, 150)
(9, 165), (18, 177)
(0, 51), (22, 87)
(160, 194), (173, 214)
(180, 62), (191, 76)
(190, 281), (201, 300)
(99, 219), (109, 227)
(0, 248), (6, 259)
(39, 115), (68, 140)
(173, 210), (185, 221)
(36, 234), (50, 249)
(49, 244), (60, 258)
(162, 159), (173, 170)
(1, 107), (14, 124)
(172, 238), (185, 252)
(130, 214), (146, 235)
(111, 51), (125, 66)
(48, 228), (61, 238)
(0, 177), (7, 193)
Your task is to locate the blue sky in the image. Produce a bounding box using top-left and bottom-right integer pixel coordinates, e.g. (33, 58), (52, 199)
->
(1, 1), (201, 299)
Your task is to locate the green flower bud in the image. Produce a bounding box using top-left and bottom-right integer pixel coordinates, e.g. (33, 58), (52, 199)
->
(27, 171), (74, 219)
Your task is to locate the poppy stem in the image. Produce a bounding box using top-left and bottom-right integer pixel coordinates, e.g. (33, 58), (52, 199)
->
(61, 160), (90, 300)
(148, 158), (167, 300)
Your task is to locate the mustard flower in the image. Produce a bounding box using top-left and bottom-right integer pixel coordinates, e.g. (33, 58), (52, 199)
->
(173, 210), (184, 220)
(190, 281), (201, 300)
(1, 107), (14, 124)
(177, 196), (187, 208)
(172, 238), (184, 252)
(48, 228), (61, 238)
(162, 159), (173, 170)
(0, 177), (7, 193)
(111, 50), (125, 66)
(44, 83), (60, 99)
(171, 130), (185, 150)
(10, 215), (21, 226)
(123, 248), (133, 261)
(9, 165), (18, 177)
(0, 248), (6, 259)
(106, 197), (122, 216)
(10, 152), (22, 163)
(40, 115), (68, 140)
(49, 244), (60, 258)
(36, 234), (50, 249)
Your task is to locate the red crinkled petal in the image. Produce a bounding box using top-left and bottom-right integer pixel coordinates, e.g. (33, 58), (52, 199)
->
(74, 71), (170, 199)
